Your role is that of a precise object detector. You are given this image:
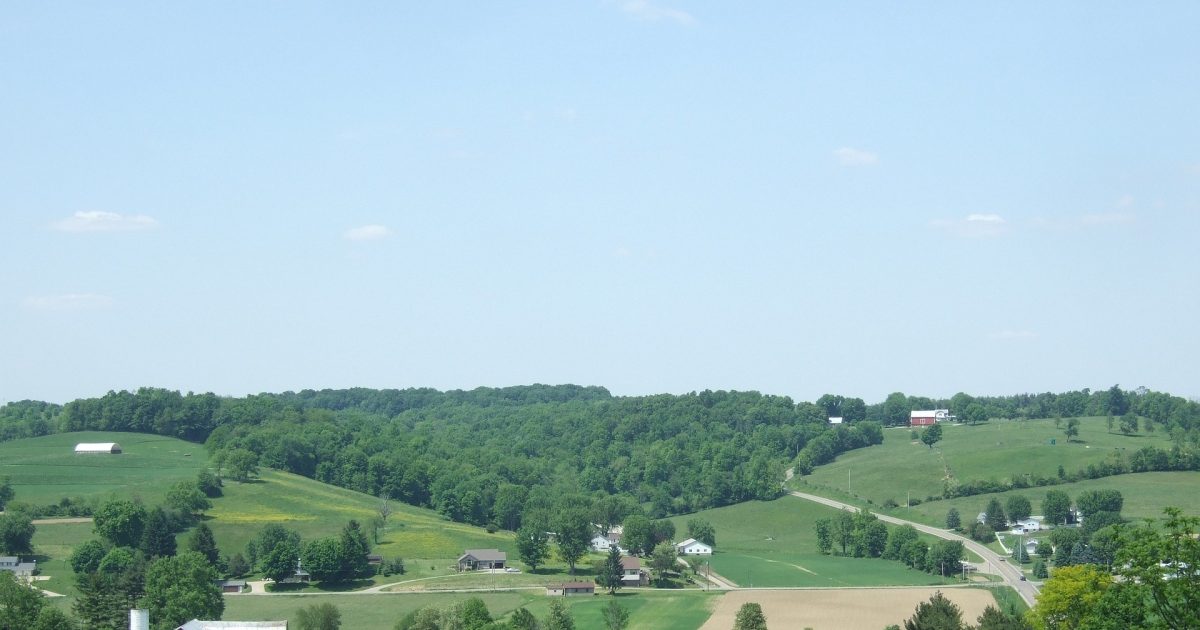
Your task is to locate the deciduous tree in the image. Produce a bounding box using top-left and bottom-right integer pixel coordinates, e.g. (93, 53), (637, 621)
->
(0, 513), (35, 554)
(734, 602), (768, 630)
(93, 498), (147, 548)
(296, 602), (341, 630)
(141, 552), (224, 630)
(602, 598), (629, 630)
(902, 591), (962, 630)
(1042, 490), (1071, 526)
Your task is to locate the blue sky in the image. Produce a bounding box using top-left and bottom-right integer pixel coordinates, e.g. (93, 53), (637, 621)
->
(3, 2), (1198, 404)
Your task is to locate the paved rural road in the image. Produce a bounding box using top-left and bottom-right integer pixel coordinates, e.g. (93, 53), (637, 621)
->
(788, 491), (1040, 607)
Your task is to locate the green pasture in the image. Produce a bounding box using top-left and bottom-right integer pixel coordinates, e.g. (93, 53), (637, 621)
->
(208, 469), (514, 574)
(890, 471), (1200, 529)
(0, 432), (207, 506)
(668, 499), (957, 588)
(798, 418), (1174, 507)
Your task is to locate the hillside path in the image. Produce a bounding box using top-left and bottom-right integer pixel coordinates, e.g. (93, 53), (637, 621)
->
(787, 490), (1040, 607)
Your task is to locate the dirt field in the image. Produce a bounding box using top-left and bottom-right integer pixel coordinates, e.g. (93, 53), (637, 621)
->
(699, 587), (997, 630)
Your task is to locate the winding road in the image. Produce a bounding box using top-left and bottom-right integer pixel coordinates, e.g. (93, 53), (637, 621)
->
(788, 490), (1039, 606)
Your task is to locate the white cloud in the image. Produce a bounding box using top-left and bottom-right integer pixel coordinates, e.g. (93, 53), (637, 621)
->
(616, 0), (696, 25)
(1080, 212), (1135, 226)
(989, 329), (1037, 340)
(52, 211), (158, 233)
(22, 293), (115, 311)
(833, 147), (879, 166)
(1116, 194), (1135, 208)
(343, 225), (392, 241)
(931, 214), (1009, 238)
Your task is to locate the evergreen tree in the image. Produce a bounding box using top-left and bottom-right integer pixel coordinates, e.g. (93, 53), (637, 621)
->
(139, 508), (176, 559)
(508, 608), (539, 630)
(1033, 559), (1048, 579)
(187, 522), (220, 566)
(596, 547), (624, 594)
(984, 498), (1007, 532)
(945, 508), (961, 530)
(339, 520), (371, 580)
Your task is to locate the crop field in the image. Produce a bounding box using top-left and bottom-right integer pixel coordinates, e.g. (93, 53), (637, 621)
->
(668, 499), (957, 588)
(700, 587), (998, 630)
(797, 417), (1174, 507)
(0, 431), (207, 505)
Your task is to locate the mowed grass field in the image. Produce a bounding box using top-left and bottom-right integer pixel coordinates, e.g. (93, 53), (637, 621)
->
(668, 499), (958, 588)
(224, 590), (718, 630)
(895, 471), (1200, 528)
(0, 431), (208, 505)
(797, 417), (1174, 507)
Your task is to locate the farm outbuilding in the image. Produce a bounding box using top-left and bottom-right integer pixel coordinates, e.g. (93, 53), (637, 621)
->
(909, 410), (953, 427)
(74, 442), (122, 454)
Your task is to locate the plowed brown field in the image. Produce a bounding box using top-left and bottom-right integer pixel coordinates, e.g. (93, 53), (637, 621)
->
(700, 587), (997, 630)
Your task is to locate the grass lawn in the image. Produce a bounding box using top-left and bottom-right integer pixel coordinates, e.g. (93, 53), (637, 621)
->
(668, 499), (959, 588)
(798, 417), (1176, 509)
(223, 590), (717, 630)
(30, 521), (93, 599)
(523, 590), (720, 630)
(223, 592), (534, 628)
(0, 431), (208, 506)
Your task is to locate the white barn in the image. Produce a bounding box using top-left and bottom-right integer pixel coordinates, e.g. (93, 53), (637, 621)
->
(74, 442), (122, 454)
(675, 538), (713, 555)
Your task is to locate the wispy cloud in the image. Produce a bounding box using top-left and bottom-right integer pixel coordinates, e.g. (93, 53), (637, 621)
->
(931, 213), (1009, 238)
(615, 0), (696, 25)
(22, 293), (115, 311)
(833, 147), (879, 167)
(988, 329), (1037, 341)
(343, 225), (392, 241)
(51, 211), (158, 233)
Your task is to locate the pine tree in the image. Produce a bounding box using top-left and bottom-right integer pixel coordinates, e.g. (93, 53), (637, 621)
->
(596, 547), (624, 594)
(140, 508), (176, 559)
(188, 522), (220, 566)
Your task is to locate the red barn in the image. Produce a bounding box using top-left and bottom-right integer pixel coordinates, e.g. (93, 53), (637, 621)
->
(910, 409), (951, 426)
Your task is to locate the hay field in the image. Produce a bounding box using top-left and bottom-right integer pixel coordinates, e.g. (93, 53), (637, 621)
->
(700, 588), (996, 630)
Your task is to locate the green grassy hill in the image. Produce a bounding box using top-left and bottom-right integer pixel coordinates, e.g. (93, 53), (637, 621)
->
(667, 499), (959, 588)
(0, 431), (208, 506)
(798, 417), (1175, 507)
(208, 468), (514, 568)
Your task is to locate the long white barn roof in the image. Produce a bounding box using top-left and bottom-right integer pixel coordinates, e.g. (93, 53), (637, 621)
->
(74, 442), (120, 452)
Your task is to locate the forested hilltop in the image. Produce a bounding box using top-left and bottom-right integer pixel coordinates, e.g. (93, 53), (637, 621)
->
(1, 385), (1198, 530)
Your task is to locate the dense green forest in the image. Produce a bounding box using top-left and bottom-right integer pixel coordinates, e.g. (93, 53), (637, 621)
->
(1, 385), (1198, 530)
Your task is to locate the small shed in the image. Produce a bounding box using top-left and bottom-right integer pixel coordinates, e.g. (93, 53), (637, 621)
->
(546, 581), (595, 596)
(75, 442), (122, 454)
(216, 580), (247, 594)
